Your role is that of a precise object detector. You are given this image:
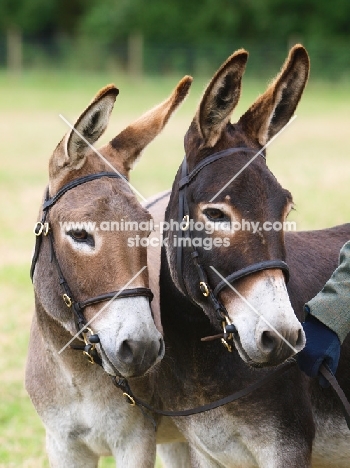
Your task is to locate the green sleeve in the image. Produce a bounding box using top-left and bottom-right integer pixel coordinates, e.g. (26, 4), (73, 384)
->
(305, 240), (350, 343)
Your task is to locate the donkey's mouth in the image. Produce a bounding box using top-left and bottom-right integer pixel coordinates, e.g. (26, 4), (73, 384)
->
(232, 335), (264, 368)
(233, 335), (254, 364)
(233, 334), (291, 368)
(97, 337), (164, 379)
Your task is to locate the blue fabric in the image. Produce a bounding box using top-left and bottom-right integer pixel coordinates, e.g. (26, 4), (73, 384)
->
(297, 313), (341, 387)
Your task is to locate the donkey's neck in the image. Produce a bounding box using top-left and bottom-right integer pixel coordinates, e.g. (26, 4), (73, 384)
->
(34, 296), (82, 360)
(158, 247), (266, 413)
(159, 247), (246, 378)
(159, 247), (213, 337)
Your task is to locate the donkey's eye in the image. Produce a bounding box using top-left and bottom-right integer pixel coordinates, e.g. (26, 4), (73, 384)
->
(203, 208), (226, 221)
(70, 229), (88, 240)
(67, 230), (94, 246)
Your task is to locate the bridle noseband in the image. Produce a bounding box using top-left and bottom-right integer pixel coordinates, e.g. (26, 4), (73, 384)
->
(176, 147), (290, 351)
(31, 172), (153, 366)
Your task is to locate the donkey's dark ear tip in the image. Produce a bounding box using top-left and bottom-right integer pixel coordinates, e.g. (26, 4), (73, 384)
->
(231, 48), (249, 62)
(291, 43), (306, 51)
(92, 84), (119, 104)
(103, 84), (120, 98)
(221, 49), (248, 71)
(289, 44), (309, 62)
(235, 48), (249, 56)
(180, 75), (193, 89)
(176, 76), (193, 99)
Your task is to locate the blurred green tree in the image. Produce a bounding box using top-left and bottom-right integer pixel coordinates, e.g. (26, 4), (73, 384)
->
(78, 0), (349, 45)
(0, 0), (56, 34)
(0, 0), (349, 76)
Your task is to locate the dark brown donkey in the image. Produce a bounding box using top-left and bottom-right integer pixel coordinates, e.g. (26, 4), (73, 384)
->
(146, 46), (350, 467)
(25, 77), (192, 467)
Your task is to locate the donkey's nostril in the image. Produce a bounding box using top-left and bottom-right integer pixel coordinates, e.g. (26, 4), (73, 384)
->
(260, 331), (277, 352)
(119, 340), (133, 362)
(295, 328), (305, 350)
(158, 338), (165, 358)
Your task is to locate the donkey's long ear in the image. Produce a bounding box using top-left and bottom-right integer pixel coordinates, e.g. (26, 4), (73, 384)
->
(239, 45), (309, 146)
(50, 85), (119, 178)
(194, 49), (248, 148)
(109, 76), (192, 172)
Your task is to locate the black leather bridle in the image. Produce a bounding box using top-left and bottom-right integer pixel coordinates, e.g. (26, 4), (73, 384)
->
(176, 147), (290, 350)
(30, 172), (153, 365)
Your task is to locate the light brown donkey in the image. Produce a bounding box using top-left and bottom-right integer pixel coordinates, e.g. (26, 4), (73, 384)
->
(25, 76), (192, 467)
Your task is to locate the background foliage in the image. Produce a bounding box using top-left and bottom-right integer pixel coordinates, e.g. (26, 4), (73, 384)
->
(0, 0), (349, 78)
(1, 0), (350, 43)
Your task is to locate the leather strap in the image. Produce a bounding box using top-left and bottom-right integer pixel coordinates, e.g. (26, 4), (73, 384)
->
(320, 363), (350, 430)
(213, 260), (290, 296)
(30, 226), (44, 281)
(43, 172), (124, 210)
(176, 157), (190, 296)
(112, 360), (350, 432)
(48, 231), (87, 330)
(179, 147), (262, 189)
(30, 188), (50, 281)
(112, 359), (294, 417)
(76, 288), (154, 311)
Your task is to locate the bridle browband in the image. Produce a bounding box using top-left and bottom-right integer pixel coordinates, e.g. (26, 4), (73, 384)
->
(176, 147), (290, 350)
(31, 172), (153, 366)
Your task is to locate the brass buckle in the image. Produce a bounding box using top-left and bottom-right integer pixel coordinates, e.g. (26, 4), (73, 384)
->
(82, 328), (96, 364)
(221, 321), (233, 352)
(221, 338), (232, 352)
(123, 392), (136, 406)
(199, 282), (210, 297)
(82, 328), (94, 344)
(34, 222), (49, 236)
(62, 294), (72, 307)
(180, 215), (190, 231)
(83, 350), (95, 364)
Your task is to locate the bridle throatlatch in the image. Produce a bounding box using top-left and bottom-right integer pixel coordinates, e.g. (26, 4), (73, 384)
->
(175, 147), (290, 352)
(31, 172), (153, 367)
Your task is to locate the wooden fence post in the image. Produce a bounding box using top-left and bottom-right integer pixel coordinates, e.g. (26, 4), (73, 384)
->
(7, 26), (22, 76)
(127, 32), (143, 79)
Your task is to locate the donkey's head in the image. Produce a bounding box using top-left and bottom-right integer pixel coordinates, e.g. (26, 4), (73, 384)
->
(166, 46), (309, 367)
(33, 76), (192, 378)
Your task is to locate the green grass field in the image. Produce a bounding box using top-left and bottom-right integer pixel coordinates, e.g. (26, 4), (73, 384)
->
(0, 66), (350, 467)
